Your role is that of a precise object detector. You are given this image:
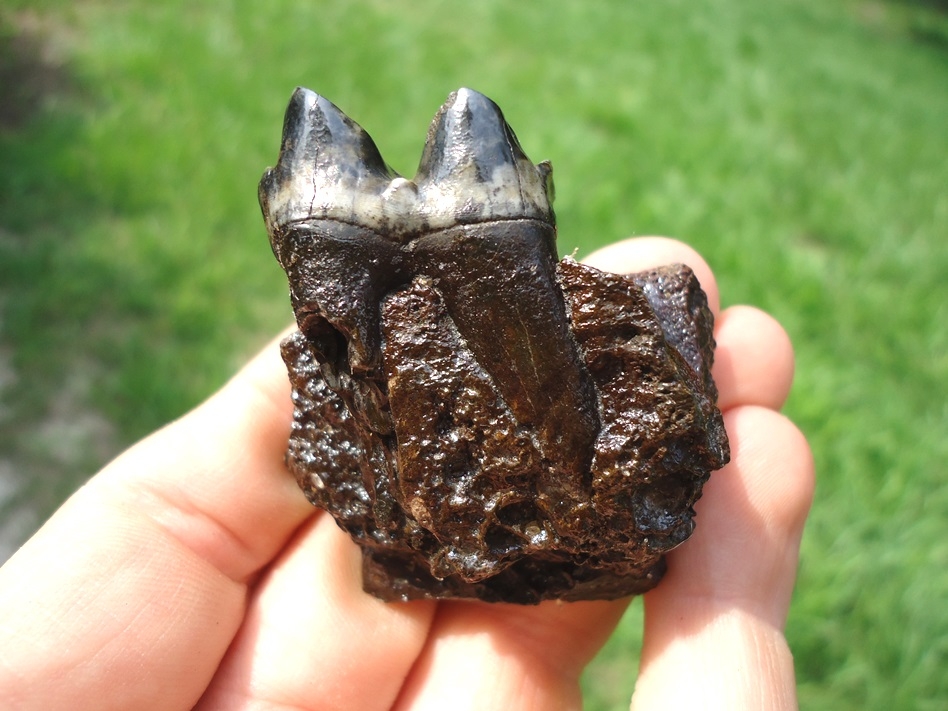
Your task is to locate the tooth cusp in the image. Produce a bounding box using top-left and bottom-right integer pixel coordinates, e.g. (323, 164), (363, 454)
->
(413, 87), (554, 228)
(259, 87), (554, 240)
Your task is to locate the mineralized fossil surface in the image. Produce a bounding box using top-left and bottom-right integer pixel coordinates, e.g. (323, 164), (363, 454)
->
(260, 87), (730, 603)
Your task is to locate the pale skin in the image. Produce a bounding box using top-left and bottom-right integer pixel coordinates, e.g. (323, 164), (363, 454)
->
(0, 237), (813, 710)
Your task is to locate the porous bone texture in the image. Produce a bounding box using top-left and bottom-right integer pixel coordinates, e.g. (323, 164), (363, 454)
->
(279, 257), (728, 604)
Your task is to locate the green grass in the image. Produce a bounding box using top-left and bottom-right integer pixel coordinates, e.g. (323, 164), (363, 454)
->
(1, 1), (946, 708)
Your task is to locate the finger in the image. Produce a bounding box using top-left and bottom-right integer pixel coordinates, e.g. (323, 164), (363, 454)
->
(195, 514), (436, 711)
(389, 236), (722, 711)
(632, 406), (815, 711)
(713, 305), (795, 412)
(103, 327), (313, 583)
(392, 599), (628, 711)
(0, 331), (313, 711)
(583, 236), (720, 316)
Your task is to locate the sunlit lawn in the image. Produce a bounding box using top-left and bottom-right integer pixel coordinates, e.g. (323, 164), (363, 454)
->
(1, 1), (946, 708)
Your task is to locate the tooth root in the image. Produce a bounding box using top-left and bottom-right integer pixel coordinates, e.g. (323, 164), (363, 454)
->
(259, 88), (397, 241)
(415, 87), (554, 225)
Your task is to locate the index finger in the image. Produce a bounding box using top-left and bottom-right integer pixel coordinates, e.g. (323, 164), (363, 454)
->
(583, 236), (720, 315)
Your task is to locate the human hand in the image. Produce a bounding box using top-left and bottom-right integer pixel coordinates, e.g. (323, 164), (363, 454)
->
(0, 237), (813, 710)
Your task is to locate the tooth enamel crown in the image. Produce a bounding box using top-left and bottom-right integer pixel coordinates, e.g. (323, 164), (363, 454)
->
(259, 87), (555, 240)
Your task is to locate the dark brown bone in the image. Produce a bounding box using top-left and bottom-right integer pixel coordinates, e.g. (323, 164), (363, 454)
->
(262, 88), (729, 603)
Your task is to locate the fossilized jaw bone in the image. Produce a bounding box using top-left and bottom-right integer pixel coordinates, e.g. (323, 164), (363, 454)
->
(261, 88), (730, 603)
(258, 87), (554, 242)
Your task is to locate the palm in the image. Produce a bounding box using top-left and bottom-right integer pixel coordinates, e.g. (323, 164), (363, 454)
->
(0, 238), (812, 711)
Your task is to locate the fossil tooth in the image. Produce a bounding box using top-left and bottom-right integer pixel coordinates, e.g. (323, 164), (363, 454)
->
(259, 87), (555, 241)
(258, 88), (406, 379)
(414, 87), (554, 226)
(258, 86), (601, 498)
(258, 87), (398, 251)
(406, 89), (598, 498)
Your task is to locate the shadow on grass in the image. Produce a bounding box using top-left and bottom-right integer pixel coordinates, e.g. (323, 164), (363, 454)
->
(882, 0), (948, 49)
(902, 0), (948, 13)
(0, 15), (122, 557)
(0, 18), (75, 131)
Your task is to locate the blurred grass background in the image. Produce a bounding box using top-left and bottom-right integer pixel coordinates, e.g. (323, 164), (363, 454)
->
(1, 0), (946, 708)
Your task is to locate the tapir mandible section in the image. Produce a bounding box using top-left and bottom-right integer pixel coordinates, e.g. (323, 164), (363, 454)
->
(260, 87), (729, 604)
